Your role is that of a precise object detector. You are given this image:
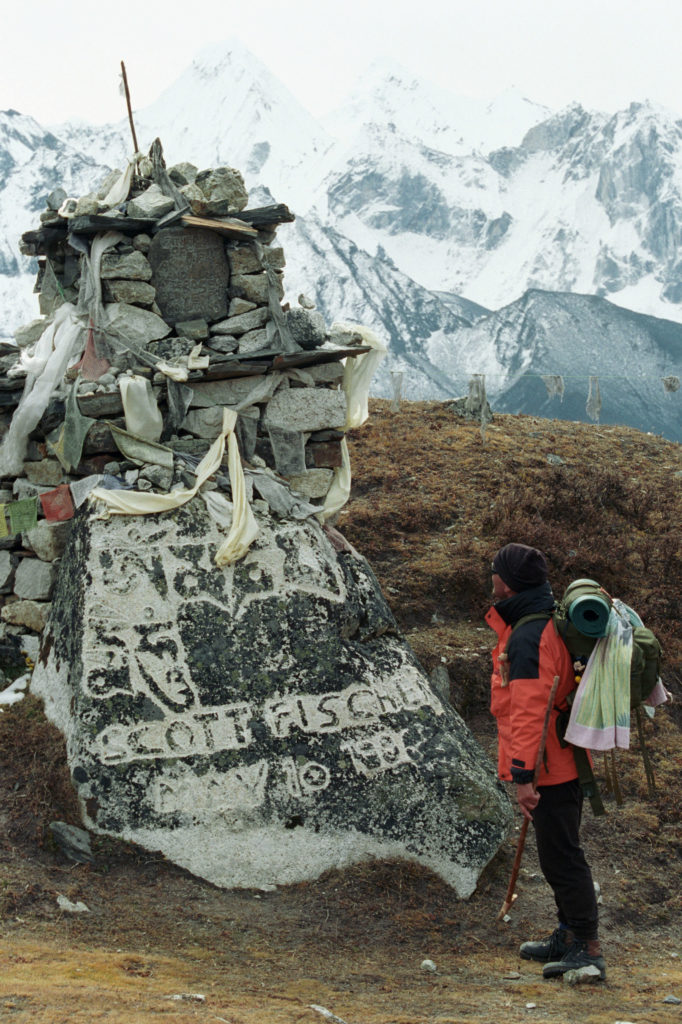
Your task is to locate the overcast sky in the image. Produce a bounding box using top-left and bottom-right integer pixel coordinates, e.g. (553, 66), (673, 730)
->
(3, 0), (682, 125)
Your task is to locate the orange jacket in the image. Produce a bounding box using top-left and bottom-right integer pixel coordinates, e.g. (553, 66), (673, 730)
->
(486, 584), (578, 786)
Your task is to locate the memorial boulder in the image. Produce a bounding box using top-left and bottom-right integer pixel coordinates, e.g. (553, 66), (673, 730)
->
(32, 499), (511, 895)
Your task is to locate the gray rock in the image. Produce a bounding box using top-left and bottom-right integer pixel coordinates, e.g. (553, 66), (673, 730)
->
(23, 521), (72, 562)
(102, 281), (156, 308)
(288, 469), (334, 498)
(0, 551), (14, 593)
(49, 821), (94, 863)
(188, 378), (268, 409)
(228, 298), (257, 317)
(96, 170), (122, 200)
(179, 182), (207, 215)
(265, 389), (347, 433)
(14, 557), (57, 601)
(100, 251), (153, 281)
(183, 406), (225, 439)
(169, 162), (198, 187)
(14, 318), (48, 349)
(46, 187), (67, 211)
(100, 303), (170, 352)
(231, 273), (270, 306)
(195, 166), (248, 213)
(23, 459), (63, 487)
(74, 193), (99, 216)
(238, 328), (269, 354)
(286, 309), (327, 350)
(132, 233), (152, 253)
(174, 319), (209, 340)
(227, 244), (262, 276)
(127, 184), (176, 220)
(1, 599), (51, 632)
(430, 665), (451, 704)
(563, 965), (604, 985)
(31, 501), (511, 894)
(265, 427), (308, 476)
(206, 335), (238, 354)
(13, 478), (54, 500)
(306, 363), (345, 385)
(139, 464), (174, 492)
(213, 307), (269, 337)
(263, 247), (285, 271)
(663, 996), (682, 1005)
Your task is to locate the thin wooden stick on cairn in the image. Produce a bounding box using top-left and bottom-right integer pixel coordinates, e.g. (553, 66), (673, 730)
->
(120, 60), (139, 154)
(497, 674), (561, 921)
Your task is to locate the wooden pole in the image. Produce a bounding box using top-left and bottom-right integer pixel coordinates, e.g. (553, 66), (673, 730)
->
(120, 61), (139, 154)
(497, 674), (561, 921)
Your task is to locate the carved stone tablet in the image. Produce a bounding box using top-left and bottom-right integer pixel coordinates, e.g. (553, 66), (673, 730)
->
(32, 500), (512, 895)
(149, 227), (230, 325)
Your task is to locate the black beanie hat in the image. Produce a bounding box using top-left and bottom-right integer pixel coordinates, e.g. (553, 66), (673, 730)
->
(492, 543), (548, 592)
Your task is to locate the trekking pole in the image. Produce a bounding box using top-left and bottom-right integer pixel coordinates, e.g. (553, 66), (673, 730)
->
(497, 674), (561, 921)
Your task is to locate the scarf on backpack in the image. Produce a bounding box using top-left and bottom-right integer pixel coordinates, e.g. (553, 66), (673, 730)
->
(564, 599), (634, 750)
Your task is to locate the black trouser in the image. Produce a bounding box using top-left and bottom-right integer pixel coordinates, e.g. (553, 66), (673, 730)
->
(532, 779), (599, 941)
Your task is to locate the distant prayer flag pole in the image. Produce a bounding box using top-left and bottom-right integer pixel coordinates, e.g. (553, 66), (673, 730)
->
(120, 61), (139, 153)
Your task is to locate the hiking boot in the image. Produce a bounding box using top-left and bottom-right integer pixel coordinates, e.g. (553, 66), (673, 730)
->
(519, 927), (572, 963)
(542, 938), (606, 981)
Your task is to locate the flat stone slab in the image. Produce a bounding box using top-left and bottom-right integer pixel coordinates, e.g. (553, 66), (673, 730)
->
(31, 501), (511, 894)
(265, 388), (347, 433)
(149, 227), (230, 325)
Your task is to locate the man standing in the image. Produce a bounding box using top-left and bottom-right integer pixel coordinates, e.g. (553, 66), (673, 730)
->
(486, 542), (605, 981)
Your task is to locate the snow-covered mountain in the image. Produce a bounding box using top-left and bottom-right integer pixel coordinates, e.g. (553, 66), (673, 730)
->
(1, 40), (681, 438)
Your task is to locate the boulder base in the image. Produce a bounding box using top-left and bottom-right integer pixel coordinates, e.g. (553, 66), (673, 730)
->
(32, 500), (511, 894)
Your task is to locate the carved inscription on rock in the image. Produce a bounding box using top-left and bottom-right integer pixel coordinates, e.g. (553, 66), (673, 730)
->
(149, 227), (230, 324)
(32, 500), (512, 894)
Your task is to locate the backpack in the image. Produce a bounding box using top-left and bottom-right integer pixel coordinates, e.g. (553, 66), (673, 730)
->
(508, 578), (664, 811)
(552, 578), (663, 709)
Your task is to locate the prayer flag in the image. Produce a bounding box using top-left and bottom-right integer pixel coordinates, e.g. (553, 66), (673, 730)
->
(8, 497), (38, 534)
(40, 485), (75, 522)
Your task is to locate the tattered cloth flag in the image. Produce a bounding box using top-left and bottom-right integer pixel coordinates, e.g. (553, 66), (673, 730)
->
(40, 484), (75, 522)
(662, 375), (680, 394)
(542, 375), (565, 401)
(586, 376), (602, 422)
(8, 497), (38, 534)
(0, 505), (8, 539)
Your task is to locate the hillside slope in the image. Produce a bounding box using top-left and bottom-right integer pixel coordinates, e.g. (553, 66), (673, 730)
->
(0, 407), (680, 1023)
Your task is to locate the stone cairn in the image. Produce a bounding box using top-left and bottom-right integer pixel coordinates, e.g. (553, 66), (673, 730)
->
(0, 141), (371, 658)
(3, 142), (511, 894)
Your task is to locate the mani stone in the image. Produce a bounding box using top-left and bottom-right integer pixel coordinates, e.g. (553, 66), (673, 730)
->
(30, 500), (511, 895)
(265, 388), (347, 433)
(149, 227), (230, 325)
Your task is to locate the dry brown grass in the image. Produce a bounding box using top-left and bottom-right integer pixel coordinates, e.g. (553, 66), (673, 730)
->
(1, 402), (681, 1023)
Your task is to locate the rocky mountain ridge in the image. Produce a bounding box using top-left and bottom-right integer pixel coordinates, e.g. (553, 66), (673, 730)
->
(1, 42), (681, 436)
